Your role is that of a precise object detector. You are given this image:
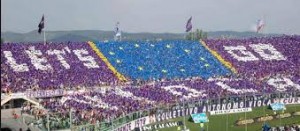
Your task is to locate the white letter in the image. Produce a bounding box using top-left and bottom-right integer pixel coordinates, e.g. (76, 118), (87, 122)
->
(224, 45), (259, 62)
(47, 49), (70, 69)
(162, 85), (206, 99)
(215, 81), (257, 94)
(3, 51), (29, 72)
(250, 43), (286, 61)
(267, 77), (300, 91)
(114, 88), (154, 103)
(25, 46), (52, 71)
(73, 49), (99, 68)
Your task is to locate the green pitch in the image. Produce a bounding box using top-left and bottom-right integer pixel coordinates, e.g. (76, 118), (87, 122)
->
(152, 105), (300, 131)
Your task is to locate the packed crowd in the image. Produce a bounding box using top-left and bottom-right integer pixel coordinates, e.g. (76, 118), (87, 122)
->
(36, 75), (299, 126)
(2, 36), (299, 93)
(205, 35), (300, 78)
(21, 101), (70, 130)
(1, 42), (118, 93)
(96, 40), (231, 80)
(1, 36), (300, 129)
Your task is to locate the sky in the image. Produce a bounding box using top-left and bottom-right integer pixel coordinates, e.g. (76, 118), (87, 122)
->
(1, 0), (300, 34)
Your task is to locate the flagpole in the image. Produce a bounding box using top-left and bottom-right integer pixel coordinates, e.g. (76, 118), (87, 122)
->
(120, 31), (122, 41)
(192, 28), (194, 41)
(43, 29), (46, 45)
(226, 93), (228, 131)
(183, 98), (186, 130)
(185, 16), (192, 41)
(263, 85), (266, 121)
(262, 15), (265, 34)
(191, 17), (193, 41)
(244, 93), (247, 131)
(43, 15), (46, 45)
(191, 30), (193, 41)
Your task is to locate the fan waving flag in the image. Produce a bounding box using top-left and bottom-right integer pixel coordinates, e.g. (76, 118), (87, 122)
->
(186, 16), (192, 32)
(256, 19), (265, 33)
(38, 15), (45, 34)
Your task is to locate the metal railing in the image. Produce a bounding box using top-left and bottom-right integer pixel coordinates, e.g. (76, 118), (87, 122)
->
(22, 91), (300, 131)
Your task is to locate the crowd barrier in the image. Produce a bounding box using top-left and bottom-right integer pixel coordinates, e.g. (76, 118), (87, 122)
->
(22, 92), (299, 131)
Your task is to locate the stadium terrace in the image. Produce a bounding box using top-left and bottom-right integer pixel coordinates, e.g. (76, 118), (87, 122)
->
(1, 35), (300, 131)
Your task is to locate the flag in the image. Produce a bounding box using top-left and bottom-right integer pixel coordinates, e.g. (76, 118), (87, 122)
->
(115, 22), (121, 37)
(186, 17), (192, 32)
(115, 22), (119, 33)
(116, 31), (121, 37)
(256, 19), (265, 33)
(38, 15), (45, 34)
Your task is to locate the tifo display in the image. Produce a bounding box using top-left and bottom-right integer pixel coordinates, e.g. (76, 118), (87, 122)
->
(1, 35), (300, 130)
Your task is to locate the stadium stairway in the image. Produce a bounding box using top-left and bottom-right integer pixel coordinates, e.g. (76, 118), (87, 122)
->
(1, 96), (12, 107)
(1, 94), (40, 107)
(1, 109), (41, 131)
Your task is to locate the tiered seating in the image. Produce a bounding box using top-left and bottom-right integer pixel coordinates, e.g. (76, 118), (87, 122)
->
(2, 36), (300, 128)
(1, 42), (118, 93)
(96, 40), (231, 80)
(39, 75), (299, 124)
(204, 35), (300, 78)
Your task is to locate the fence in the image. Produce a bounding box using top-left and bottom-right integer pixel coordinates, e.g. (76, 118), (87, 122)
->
(22, 91), (300, 131)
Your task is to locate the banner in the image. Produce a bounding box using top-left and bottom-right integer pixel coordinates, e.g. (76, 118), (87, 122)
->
(151, 97), (299, 122)
(270, 102), (286, 111)
(137, 121), (181, 131)
(114, 117), (150, 131)
(26, 89), (65, 98)
(210, 108), (252, 115)
(191, 113), (209, 123)
(113, 96), (299, 131)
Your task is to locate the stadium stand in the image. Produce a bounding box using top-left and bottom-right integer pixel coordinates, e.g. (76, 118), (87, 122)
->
(95, 40), (231, 80)
(205, 35), (300, 77)
(1, 35), (300, 130)
(1, 42), (118, 93)
(34, 76), (299, 125)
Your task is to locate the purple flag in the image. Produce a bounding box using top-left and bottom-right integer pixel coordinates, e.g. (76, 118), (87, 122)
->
(256, 19), (265, 33)
(38, 15), (45, 34)
(186, 16), (192, 32)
